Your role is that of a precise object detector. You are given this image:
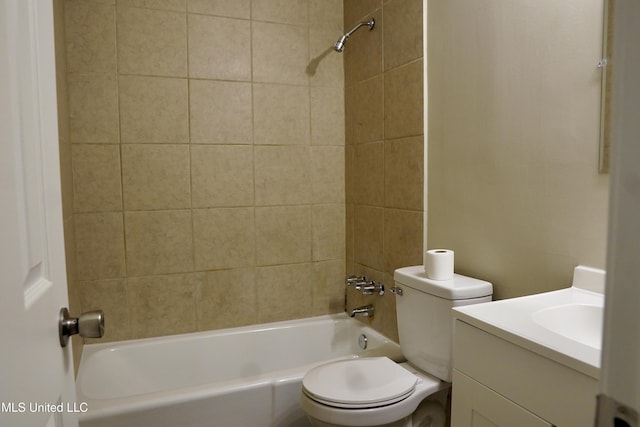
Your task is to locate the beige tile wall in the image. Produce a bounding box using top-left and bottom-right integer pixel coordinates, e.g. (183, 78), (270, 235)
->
(344, 0), (424, 342)
(63, 0), (345, 342)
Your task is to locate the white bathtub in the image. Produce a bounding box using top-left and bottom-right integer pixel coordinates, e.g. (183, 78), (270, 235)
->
(76, 313), (402, 427)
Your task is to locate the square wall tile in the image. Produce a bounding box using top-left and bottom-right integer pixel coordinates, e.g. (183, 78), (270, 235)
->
(188, 14), (251, 81)
(310, 86), (345, 146)
(344, 8), (382, 84)
(188, 0), (250, 18)
(197, 268), (256, 330)
(312, 204), (345, 261)
(312, 259), (346, 315)
(129, 273), (201, 339)
(353, 75), (384, 144)
(190, 80), (252, 144)
(345, 144), (354, 203)
(309, 27), (344, 87)
(125, 210), (194, 276)
(384, 60), (424, 139)
(311, 146), (345, 204)
(310, 0), (343, 31)
(384, 208), (422, 274)
(119, 0), (186, 11)
(253, 84), (310, 145)
(79, 279), (130, 342)
(344, 0), (380, 30)
(191, 145), (254, 207)
(75, 212), (126, 280)
(122, 144), (191, 210)
(353, 142), (384, 206)
(68, 73), (119, 143)
(255, 206), (311, 265)
(193, 208), (255, 270)
(72, 144), (122, 212)
(252, 0), (308, 25)
(63, 217), (78, 287)
(346, 202), (354, 262)
(64, 1), (116, 73)
(256, 263), (312, 323)
(252, 21), (308, 85)
(119, 76), (189, 143)
(117, 6), (187, 77)
(344, 85), (355, 146)
(385, 136), (424, 210)
(383, 0), (423, 70)
(57, 71), (72, 216)
(254, 146), (311, 205)
(354, 206), (384, 270)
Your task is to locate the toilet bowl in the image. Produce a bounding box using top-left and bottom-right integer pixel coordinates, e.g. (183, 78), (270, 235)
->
(300, 266), (493, 427)
(300, 358), (448, 427)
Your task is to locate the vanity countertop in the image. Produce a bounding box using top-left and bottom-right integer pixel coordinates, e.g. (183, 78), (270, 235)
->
(453, 266), (605, 379)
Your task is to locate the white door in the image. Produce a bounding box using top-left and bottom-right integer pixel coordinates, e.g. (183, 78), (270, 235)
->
(597, 0), (640, 426)
(0, 0), (78, 426)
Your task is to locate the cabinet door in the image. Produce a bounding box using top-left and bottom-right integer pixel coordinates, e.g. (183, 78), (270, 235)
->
(452, 371), (553, 427)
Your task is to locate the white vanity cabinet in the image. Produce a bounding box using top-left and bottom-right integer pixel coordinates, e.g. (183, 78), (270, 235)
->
(453, 370), (552, 427)
(451, 320), (599, 427)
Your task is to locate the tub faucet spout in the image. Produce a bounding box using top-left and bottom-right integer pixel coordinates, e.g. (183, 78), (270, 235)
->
(349, 304), (374, 318)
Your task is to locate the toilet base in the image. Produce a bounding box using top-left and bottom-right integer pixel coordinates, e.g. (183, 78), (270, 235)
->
(304, 394), (448, 427)
(306, 416), (410, 427)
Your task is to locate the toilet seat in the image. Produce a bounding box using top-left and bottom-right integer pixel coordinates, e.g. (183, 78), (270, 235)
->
(302, 357), (418, 409)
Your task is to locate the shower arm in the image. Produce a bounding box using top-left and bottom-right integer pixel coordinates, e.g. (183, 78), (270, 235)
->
(334, 18), (375, 52)
(344, 18), (375, 40)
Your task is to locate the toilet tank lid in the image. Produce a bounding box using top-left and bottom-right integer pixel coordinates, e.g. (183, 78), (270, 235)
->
(394, 266), (493, 300)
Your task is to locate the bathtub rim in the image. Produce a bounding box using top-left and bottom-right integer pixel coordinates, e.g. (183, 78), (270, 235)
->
(76, 313), (402, 421)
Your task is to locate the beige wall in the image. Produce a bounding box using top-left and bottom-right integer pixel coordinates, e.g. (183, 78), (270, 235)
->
(344, 0), (424, 342)
(62, 0), (346, 342)
(427, 0), (609, 299)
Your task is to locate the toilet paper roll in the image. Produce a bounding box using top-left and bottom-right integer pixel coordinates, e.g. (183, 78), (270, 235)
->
(424, 249), (454, 281)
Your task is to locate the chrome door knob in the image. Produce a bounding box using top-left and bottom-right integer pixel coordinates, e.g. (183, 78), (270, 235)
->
(59, 307), (104, 347)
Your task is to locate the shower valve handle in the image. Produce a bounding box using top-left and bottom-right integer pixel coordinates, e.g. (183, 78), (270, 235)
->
(346, 275), (366, 286)
(361, 281), (385, 296)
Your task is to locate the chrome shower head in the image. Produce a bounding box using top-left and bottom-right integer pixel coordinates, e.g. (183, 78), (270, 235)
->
(333, 18), (375, 53)
(334, 35), (347, 53)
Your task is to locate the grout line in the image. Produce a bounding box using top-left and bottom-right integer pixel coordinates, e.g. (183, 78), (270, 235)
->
(307, 0), (316, 267)
(185, 10), (197, 276)
(249, 1), (259, 270)
(114, 0), (132, 341)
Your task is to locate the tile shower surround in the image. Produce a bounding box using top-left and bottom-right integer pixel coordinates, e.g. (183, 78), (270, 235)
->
(60, 0), (425, 344)
(344, 0), (425, 342)
(63, 0), (347, 342)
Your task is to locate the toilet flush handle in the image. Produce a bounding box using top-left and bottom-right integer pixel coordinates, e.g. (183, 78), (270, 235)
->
(391, 286), (403, 296)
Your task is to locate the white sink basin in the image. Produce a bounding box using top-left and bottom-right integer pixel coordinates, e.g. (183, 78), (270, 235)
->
(452, 266), (605, 378)
(532, 304), (603, 349)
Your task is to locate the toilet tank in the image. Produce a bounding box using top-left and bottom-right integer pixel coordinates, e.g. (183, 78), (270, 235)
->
(393, 266), (492, 382)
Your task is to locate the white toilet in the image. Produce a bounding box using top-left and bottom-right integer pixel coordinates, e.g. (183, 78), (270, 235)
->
(300, 265), (492, 427)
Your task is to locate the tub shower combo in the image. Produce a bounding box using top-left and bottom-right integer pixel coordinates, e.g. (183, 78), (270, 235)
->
(76, 18), (382, 427)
